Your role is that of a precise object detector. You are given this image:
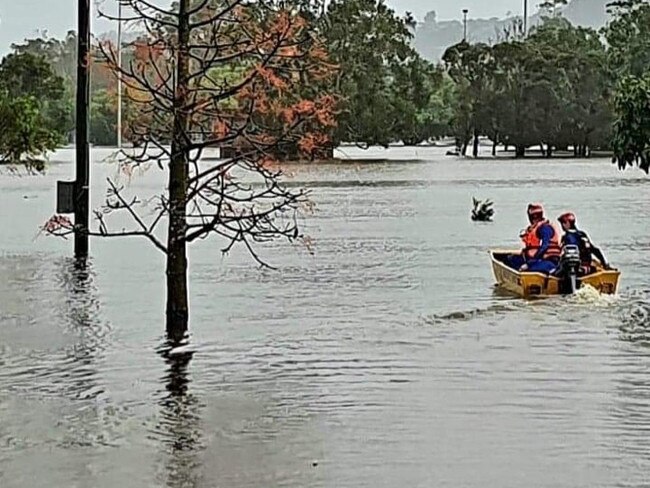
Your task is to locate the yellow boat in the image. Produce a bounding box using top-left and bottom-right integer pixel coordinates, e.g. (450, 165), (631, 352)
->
(489, 249), (621, 298)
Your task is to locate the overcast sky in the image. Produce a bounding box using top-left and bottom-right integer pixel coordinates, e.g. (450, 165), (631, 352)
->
(0, 0), (529, 53)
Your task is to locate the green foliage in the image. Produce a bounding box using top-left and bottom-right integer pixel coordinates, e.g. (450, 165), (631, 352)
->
(443, 18), (612, 157)
(605, 0), (650, 78)
(607, 0), (650, 171)
(391, 60), (455, 145)
(11, 31), (118, 145)
(0, 52), (69, 168)
(0, 92), (61, 170)
(0, 52), (72, 136)
(539, 0), (568, 17)
(6, 3), (648, 165)
(323, 0), (450, 146)
(90, 90), (118, 146)
(324, 0), (410, 146)
(611, 74), (650, 173)
(528, 19), (612, 151)
(11, 31), (78, 83)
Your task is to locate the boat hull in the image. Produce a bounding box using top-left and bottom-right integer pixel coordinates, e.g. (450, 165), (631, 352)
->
(490, 249), (621, 298)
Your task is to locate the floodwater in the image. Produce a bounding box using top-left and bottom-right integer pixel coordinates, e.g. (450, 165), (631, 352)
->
(1, 146), (649, 488)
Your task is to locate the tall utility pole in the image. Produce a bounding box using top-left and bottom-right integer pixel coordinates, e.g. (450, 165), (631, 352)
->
(462, 9), (469, 42)
(75, 0), (91, 259)
(523, 0), (528, 37)
(117, 1), (122, 149)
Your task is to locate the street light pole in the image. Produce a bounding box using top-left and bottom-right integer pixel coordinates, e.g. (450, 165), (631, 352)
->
(75, 0), (91, 259)
(117, 1), (122, 149)
(523, 0), (528, 37)
(462, 9), (468, 42)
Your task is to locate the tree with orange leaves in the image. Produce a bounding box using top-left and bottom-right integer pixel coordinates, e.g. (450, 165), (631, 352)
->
(82, 0), (336, 342)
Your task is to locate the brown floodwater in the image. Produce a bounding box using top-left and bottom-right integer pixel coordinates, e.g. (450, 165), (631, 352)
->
(1, 146), (649, 487)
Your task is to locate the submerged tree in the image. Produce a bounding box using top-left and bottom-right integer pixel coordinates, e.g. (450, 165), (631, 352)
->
(391, 57), (454, 145)
(443, 18), (612, 158)
(443, 41), (494, 156)
(47, 0), (336, 342)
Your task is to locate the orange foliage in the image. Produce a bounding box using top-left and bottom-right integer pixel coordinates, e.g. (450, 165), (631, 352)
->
(278, 45), (300, 58)
(280, 96), (338, 128)
(255, 65), (289, 91)
(249, 133), (278, 146)
(298, 133), (330, 156)
(104, 2), (338, 161)
(213, 119), (230, 139)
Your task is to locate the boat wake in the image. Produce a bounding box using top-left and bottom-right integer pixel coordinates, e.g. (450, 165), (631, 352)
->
(565, 284), (620, 307)
(616, 290), (650, 345)
(423, 301), (524, 325)
(426, 284), (628, 326)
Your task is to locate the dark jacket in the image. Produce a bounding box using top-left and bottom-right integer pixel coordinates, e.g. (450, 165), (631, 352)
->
(561, 229), (608, 269)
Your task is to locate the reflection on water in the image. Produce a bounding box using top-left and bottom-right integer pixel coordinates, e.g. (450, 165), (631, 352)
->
(1, 148), (650, 487)
(155, 345), (203, 488)
(0, 257), (109, 401)
(56, 259), (108, 401)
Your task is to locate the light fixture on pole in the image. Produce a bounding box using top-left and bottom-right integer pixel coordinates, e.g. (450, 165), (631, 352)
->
(462, 9), (469, 42)
(523, 0), (528, 37)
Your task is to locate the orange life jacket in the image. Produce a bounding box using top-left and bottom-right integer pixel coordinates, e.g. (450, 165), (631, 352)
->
(521, 219), (562, 260)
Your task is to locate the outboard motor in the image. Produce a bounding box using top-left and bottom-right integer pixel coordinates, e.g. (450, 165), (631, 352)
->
(559, 244), (581, 294)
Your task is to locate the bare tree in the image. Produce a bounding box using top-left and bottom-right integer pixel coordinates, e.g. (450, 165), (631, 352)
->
(47, 0), (336, 342)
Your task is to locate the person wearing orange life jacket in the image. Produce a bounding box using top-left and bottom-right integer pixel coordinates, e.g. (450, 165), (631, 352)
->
(507, 203), (562, 273)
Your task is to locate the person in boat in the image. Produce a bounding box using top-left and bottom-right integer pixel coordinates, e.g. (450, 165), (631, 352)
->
(507, 203), (562, 273)
(557, 212), (610, 275)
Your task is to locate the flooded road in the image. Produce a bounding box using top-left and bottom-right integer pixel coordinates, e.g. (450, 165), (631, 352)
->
(1, 146), (649, 487)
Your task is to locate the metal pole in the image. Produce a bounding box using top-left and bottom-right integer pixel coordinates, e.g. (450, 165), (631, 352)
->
(523, 0), (528, 37)
(75, 0), (91, 259)
(462, 9), (468, 42)
(117, 1), (122, 149)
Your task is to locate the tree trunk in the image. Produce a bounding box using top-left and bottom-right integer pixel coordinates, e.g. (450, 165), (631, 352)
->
(492, 138), (497, 157)
(473, 132), (480, 158)
(546, 144), (553, 158)
(515, 145), (526, 158)
(166, 0), (191, 343)
(461, 140), (469, 156)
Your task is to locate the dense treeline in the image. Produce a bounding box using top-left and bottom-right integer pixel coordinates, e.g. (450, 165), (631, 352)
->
(443, 17), (613, 158)
(1, 0), (649, 169)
